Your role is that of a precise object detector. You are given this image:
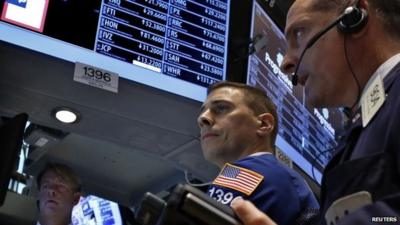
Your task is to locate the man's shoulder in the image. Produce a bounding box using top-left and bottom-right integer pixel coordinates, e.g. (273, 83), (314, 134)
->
(235, 153), (299, 179)
(232, 155), (315, 200)
(235, 153), (276, 168)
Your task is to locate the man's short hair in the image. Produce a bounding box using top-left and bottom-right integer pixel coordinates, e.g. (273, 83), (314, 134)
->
(36, 162), (82, 193)
(207, 81), (278, 148)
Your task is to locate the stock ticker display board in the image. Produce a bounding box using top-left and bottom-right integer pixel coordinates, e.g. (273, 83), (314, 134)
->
(95, 0), (229, 87)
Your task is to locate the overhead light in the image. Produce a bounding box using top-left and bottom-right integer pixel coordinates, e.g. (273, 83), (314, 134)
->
(52, 107), (80, 124)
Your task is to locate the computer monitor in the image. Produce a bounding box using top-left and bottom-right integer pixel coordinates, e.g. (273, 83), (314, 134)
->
(247, 1), (345, 183)
(0, 113), (28, 206)
(0, 0), (231, 101)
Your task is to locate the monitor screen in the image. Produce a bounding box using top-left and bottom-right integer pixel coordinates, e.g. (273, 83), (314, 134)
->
(247, 1), (344, 183)
(0, 0), (230, 101)
(72, 195), (123, 225)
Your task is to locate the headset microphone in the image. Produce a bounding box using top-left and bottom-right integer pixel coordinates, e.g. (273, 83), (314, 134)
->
(291, 6), (368, 86)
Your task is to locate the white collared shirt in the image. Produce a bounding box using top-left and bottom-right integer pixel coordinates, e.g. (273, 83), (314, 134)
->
(249, 151), (273, 157)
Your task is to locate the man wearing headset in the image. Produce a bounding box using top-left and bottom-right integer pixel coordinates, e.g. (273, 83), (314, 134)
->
(231, 0), (400, 224)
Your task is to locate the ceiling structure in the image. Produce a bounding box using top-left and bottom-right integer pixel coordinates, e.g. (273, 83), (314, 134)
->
(0, 41), (219, 208)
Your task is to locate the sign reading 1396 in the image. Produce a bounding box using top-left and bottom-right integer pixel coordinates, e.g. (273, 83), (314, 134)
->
(73, 62), (119, 93)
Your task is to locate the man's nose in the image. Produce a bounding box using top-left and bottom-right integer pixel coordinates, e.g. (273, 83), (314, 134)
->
(280, 53), (297, 75)
(47, 187), (56, 196)
(197, 110), (214, 128)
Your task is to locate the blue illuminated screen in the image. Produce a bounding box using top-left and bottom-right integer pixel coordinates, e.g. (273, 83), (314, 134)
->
(247, 2), (344, 183)
(0, 0), (230, 101)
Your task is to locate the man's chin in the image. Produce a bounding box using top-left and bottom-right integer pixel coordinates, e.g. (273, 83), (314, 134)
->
(307, 96), (340, 108)
(203, 151), (216, 163)
(304, 86), (322, 107)
(202, 149), (215, 159)
(306, 95), (324, 108)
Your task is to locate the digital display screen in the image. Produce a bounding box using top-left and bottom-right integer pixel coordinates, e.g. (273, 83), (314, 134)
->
(247, 1), (344, 183)
(96, 0), (227, 86)
(0, 0), (230, 101)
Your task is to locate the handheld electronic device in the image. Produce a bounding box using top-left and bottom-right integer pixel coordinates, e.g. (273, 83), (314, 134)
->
(136, 184), (242, 225)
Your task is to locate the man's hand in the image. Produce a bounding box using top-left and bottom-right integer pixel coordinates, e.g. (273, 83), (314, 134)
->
(231, 198), (278, 225)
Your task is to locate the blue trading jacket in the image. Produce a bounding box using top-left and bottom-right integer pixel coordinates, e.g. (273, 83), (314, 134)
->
(208, 153), (319, 225)
(320, 62), (400, 225)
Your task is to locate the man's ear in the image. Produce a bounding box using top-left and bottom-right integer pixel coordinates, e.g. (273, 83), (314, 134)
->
(349, 0), (370, 38)
(72, 192), (81, 206)
(256, 113), (274, 136)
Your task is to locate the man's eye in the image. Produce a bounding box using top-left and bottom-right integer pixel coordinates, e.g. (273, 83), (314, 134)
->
(57, 185), (69, 193)
(295, 29), (305, 46)
(214, 104), (230, 113)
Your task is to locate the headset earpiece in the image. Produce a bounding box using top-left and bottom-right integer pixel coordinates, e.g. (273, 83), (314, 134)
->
(337, 6), (368, 33)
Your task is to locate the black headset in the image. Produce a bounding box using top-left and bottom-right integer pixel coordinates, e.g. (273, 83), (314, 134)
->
(337, 3), (368, 33)
(291, 2), (368, 86)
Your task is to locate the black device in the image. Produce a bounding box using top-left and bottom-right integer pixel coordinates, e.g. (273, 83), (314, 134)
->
(291, 3), (368, 86)
(136, 184), (242, 225)
(136, 192), (167, 225)
(0, 113), (28, 206)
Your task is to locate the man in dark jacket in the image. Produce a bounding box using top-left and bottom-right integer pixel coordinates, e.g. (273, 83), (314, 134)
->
(232, 0), (400, 224)
(198, 81), (319, 225)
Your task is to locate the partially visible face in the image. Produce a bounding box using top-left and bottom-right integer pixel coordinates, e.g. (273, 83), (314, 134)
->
(38, 170), (79, 218)
(197, 87), (260, 167)
(281, 0), (357, 108)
